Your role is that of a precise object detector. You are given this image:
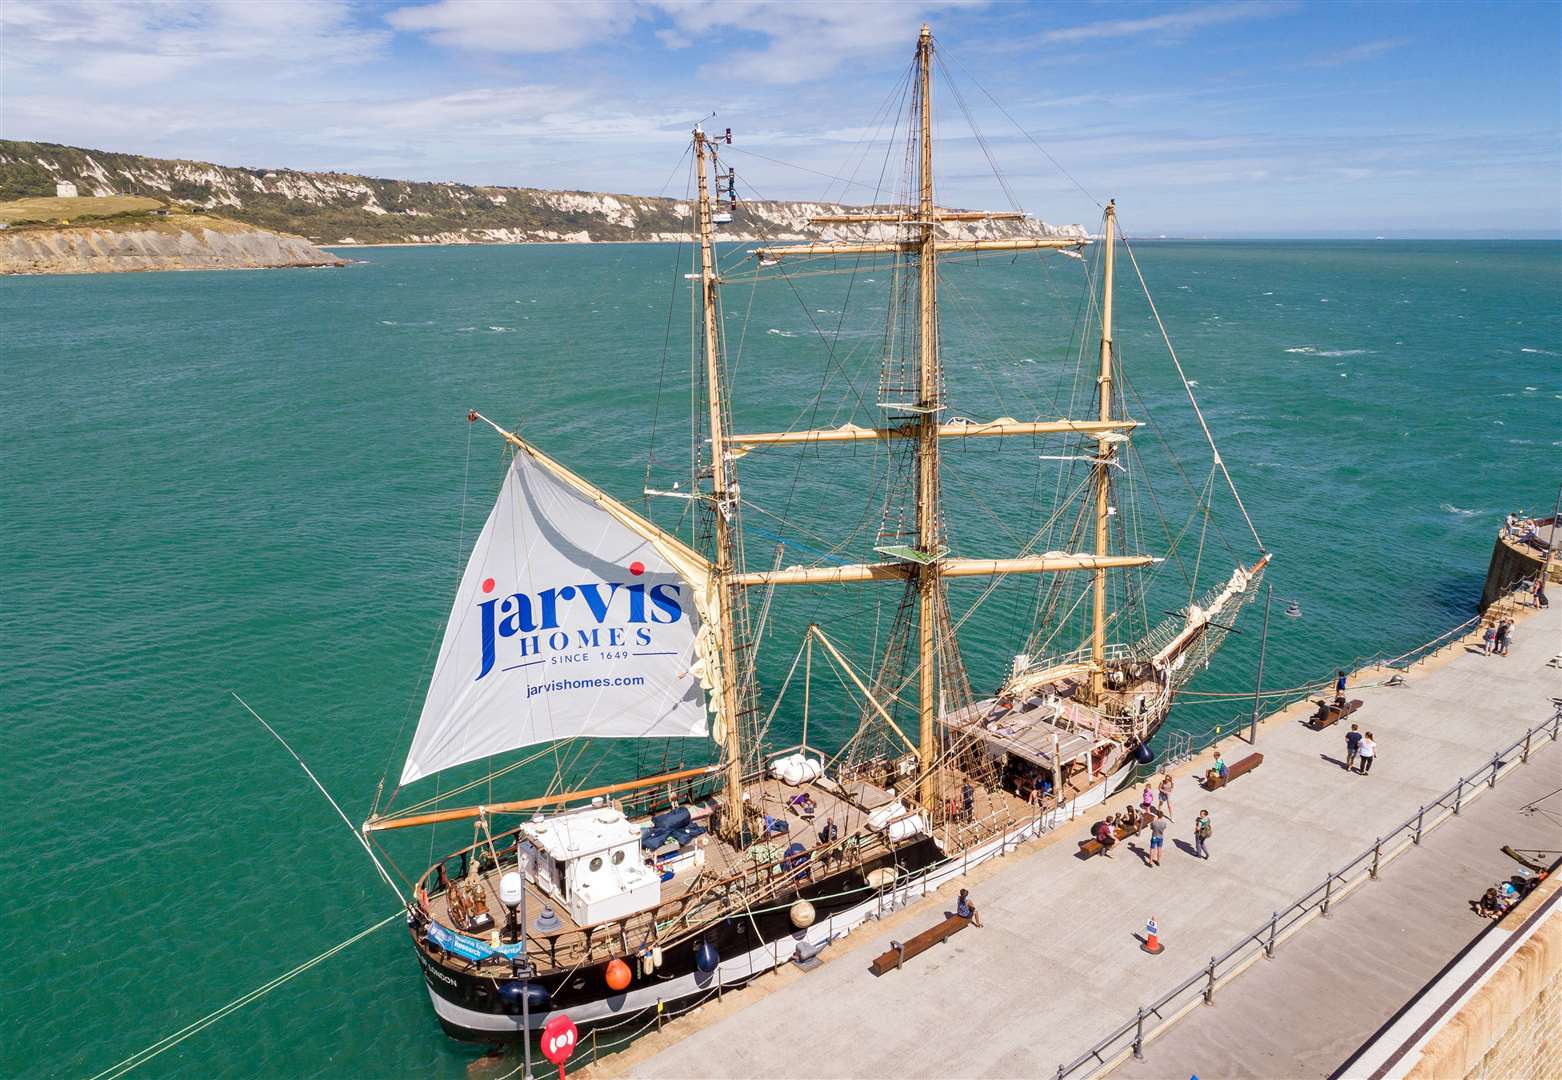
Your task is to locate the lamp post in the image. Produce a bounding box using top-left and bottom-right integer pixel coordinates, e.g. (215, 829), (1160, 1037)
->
(499, 862), (534, 1080)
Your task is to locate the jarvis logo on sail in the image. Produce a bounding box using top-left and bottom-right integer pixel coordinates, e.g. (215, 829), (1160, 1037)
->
(474, 562), (684, 680)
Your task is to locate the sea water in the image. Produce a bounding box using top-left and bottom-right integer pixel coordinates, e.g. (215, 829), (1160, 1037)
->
(2, 240), (1559, 1077)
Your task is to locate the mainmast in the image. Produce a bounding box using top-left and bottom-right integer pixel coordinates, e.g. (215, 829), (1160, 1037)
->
(737, 25), (1153, 810)
(693, 126), (746, 842)
(912, 24), (941, 812)
(1089, 201), (1117, 701)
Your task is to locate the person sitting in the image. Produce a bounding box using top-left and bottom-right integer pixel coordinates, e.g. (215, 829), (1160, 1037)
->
(1478, 887), (1503, 919)
(817, 818), (839, 846)
(787, 792), (818, 818)
(1093, 818), (1118, 857)
(956, 887), (983, 927)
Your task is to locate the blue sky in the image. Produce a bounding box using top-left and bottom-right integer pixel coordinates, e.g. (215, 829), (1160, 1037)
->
(3, 1), (1559, 236)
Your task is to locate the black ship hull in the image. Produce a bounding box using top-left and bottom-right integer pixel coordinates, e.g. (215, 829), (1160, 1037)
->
(412, 834), (948, 1043)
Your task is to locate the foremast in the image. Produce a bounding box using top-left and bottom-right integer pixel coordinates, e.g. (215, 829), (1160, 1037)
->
(693, 126), (747, 842)
(912, 24), (942, 812)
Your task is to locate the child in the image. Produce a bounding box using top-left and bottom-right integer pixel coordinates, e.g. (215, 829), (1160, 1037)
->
(1194, 809), (1212, 859)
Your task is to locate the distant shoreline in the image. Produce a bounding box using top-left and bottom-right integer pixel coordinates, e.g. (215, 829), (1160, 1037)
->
(319, 238), (750, 249)
(319, 236), (1562, 251)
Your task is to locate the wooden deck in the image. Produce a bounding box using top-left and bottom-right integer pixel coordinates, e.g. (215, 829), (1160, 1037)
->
(420, 767), (949, 975)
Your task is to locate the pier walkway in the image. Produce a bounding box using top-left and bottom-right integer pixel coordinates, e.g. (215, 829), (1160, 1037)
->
(1111, 733), (1560, 1080)
(600, 599), (1561, 1080)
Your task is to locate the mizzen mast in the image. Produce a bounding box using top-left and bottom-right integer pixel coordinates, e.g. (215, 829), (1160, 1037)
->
(693, 124), (747, 842)
(1089, 200), (1118, 702)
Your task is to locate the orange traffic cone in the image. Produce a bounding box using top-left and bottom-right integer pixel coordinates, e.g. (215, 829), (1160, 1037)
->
(1142, 916), (1165, 955)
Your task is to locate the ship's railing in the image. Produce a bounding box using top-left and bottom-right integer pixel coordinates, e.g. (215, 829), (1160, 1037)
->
(1012, 642), (1135, 681)
(503, 796), (1070, 1080)
(1055, 704), (1562, 1080)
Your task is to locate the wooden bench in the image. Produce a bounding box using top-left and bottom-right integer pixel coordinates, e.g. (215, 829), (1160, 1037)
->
(1205, 752), (1264, 790)
(1078, 809), (1153, 858)
(1309, 698), (1363, 730)
(869, 914), (971, 975)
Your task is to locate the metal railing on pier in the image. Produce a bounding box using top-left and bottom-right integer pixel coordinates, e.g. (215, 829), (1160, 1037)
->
(1055, 704), (1562, 1080)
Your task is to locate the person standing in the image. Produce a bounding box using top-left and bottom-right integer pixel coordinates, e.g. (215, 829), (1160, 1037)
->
(1336, 669), (1348, 697)
(1482, 621), (1497, 655)
(1141, 783), (1156, 816)
(1358, 732), (1377, 775)
(1496, 619), (1513, 657)
(1149, 810), (1168, 867)
(1345, 724), (1362, 772)
(1537, 579), (1549, 609)
(1157, 771), (1175, 819)
(1194, 809), (1212, 859)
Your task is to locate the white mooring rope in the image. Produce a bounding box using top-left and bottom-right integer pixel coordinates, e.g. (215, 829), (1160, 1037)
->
(89, 911), (402, 1080)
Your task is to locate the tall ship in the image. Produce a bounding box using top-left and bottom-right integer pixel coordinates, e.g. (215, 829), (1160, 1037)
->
(361, 25), (1268, 1043)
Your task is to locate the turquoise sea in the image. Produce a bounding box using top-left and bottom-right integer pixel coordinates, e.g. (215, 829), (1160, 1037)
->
(3, 240), (1559, 1078)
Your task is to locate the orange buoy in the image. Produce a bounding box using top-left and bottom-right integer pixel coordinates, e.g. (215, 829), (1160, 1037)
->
(604, 957), (632, 992)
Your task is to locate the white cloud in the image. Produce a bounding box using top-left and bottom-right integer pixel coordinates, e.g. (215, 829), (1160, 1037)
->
(386, 0), (980, 83)
(0, 0), (388, 86)
(1036, 2), (1295, 45)
(386, 0), (640, 53)
(1304, 38), (1409, 68)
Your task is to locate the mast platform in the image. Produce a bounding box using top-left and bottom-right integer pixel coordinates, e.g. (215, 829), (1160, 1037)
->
(580, 588), (1561, 1079)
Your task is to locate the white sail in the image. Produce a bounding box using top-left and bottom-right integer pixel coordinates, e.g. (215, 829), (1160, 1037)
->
(400, 448), (714, 786)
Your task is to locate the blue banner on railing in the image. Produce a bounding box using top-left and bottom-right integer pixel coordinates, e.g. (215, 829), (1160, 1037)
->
(425, 920), (529, 962)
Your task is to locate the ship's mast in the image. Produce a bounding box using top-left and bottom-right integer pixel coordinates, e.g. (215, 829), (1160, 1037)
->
(737, 26), (1154, 809)
(1090, 201), (1117, 701)
(693, 126), (746, 841)
(913, 24), (941, 812)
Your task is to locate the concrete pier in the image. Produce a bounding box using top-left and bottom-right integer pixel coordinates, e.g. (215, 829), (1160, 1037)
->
(591, 595), (1561, 1080)
(1110, 735), (1561, 1080)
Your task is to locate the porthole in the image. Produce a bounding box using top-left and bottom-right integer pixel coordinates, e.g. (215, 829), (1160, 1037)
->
(589, 856), (604, 872)
(611, 850), (626, 865)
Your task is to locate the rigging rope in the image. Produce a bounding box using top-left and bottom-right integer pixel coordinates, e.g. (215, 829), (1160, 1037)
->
(88, 912), (402, 1080)
(939, 48), (1104, 211)
(233, 693), (406, 904)
(1119, 233), (1265, 553)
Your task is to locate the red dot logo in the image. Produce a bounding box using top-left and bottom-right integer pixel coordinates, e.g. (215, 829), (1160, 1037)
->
(482, 577), (496, 593)
(629, 562), (645, 576)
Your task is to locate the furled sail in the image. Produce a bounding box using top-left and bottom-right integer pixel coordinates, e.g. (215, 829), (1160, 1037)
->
(400, 444), (719, 786)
